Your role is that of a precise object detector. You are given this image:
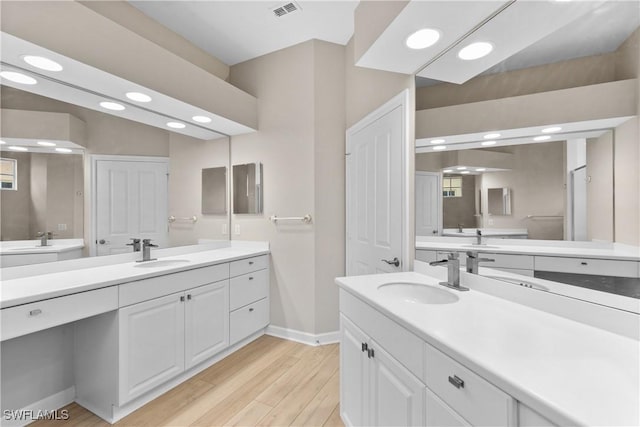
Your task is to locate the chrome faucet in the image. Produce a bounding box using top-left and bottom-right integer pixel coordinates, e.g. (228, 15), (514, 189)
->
(466, 251), (495, 274)
(429, 252), (469, 291)
(137, 239), (158, 262)
(36, 231), (53, 247)
(475, 229), (483, 245)
(457, 223), (464, 233)
(127, 238), (142, 252)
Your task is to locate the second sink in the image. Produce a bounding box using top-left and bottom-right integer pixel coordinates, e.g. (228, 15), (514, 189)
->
(378, 282), (459, 305)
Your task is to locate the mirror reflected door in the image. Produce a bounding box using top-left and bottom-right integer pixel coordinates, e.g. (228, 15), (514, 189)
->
(487, 188), (511, 216)
(233, 162), (263, 214)
(202, 166), (227, 215)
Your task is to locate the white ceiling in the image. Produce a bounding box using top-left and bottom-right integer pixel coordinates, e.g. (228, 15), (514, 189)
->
(129, 0), (359, 66)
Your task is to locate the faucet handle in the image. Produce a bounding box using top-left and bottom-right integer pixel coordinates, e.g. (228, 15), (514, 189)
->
(447, 252), (459, 260)
(128, 238), (141, 243)
(466, 251), (478, 259)
(142, 239), (158, 248)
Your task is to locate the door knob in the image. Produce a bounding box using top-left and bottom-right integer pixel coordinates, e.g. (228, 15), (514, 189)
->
(381, 257), (400, 267)
(98, 239), (109, 245)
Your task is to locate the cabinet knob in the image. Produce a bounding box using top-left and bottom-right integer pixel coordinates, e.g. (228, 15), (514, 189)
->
(249, 261), (254, 265)
(448, 375), (465, 389)
(361, 342), (368, 352)
(29, 309), (42, 317)
(248, 276), (254, 281)
(180, 296), (185, 302)
(187, 294), (192, 300)
(367, 348), (375, 359)
(249, 307), (254, 312)
(581, 262), (588, 265)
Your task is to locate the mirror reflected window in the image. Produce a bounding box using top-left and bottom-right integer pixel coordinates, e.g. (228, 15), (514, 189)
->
(0, 158), (17, 190)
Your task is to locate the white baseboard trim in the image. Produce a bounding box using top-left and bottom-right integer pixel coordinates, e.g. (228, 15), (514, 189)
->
(265, 325), (340, 346)
(2, 386), (75, 427)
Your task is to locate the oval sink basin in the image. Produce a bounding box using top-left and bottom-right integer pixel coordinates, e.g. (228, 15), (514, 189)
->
(135, 259), (190, 268)
(377, 282), (459, 305)
(484, 275), (548, 291)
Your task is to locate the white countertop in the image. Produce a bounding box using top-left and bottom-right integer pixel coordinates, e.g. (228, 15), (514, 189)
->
(441, 228), (528, 237)
(336, 271), (640, 426)
(1, 245), (269, 309)
(416, 237), (640, 261)
(0, 239), (84, 255)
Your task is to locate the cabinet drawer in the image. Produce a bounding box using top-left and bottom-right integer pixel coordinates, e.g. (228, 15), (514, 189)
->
(119, 263), (229, 307)
(535, 256), (638, 277)
(230, 255), (269, 277)
(484, 253), (533, 270)
(230, 298), (269, 344)
(424, 343), (515, 427)
(230, 269), (269, 311)
(1, 287), (118, 341)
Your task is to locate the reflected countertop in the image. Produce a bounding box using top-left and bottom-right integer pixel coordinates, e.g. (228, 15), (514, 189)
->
(416, 236), (640, 261)
(0, 239), (84, 255)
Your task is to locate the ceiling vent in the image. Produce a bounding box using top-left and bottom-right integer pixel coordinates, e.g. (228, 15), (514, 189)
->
(271, 1), (301, 18)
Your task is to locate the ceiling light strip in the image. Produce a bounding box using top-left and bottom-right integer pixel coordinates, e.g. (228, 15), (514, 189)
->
(0, 61), (230, 137)
(415, 0), (517, 74)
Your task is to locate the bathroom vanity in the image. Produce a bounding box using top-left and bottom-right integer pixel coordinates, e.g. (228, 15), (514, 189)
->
(0, 239), (84, 267)
(336, 270), (639, 426)
(0, 243), (270, 424)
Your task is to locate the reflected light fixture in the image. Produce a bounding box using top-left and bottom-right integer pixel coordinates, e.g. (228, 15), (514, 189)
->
(99, 101), (125, 111)
(461, 171), (471, 174)
(192, 116), (212, 124)
(37, 141), (56, 147)
(457, 166), (467, 170)
(484, 133), (501, 139)
(476, 168), (486, 172)
(443, 169), (453, 173)
(481, 140), (497, 146)
(406, 28), (441, 50)
(0, 140), (6, 145)
(433, 146), (446, 151)
(8, 146), (28, 152)
(23, 55), (63, 72)
(534, 135), (551, 141)
(430, 139), (445, 144)
(126, 92), (152, 103)
(167, 122), (186, 129)
(0, 71), (37, 85)
(55, 148), (72, 153)
(541, 126), (562, 133)
(458, 42), (493, 60)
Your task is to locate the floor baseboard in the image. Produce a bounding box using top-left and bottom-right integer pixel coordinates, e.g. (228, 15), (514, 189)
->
(2, 387), (75, 427)
(265, 325), (340, 346)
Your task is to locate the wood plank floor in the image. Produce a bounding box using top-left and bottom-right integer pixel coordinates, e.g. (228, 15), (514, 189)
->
(30, 336), (344, 427)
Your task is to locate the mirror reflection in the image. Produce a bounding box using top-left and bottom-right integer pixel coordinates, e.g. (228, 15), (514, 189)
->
(487, 188), (511, 216)
(201, 166), (227, 215)
(233, 162), (263, 215)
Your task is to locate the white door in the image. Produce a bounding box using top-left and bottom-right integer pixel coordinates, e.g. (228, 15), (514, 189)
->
(95, 158), (168, 256)
(340, 315), (369, 427)
(184, 280), (229, 369)
(570, 166), (588, 241)
(369, 341), (425, 427)
(416, 172), (440, 237)
(347, 105), (403, 275)
(118, 292), (185, 404)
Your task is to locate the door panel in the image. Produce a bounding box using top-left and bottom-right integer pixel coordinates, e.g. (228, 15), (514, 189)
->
(347, 106), (403, 275)
(340, 315), (369, 427)
(416, 173), (440, 237)
(185, 280), (229, 369)
(96, 159), (168, 256)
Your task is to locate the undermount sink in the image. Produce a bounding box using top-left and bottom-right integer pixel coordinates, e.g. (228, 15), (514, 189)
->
(134, 259), (190, 268)
(484, 275), (549, 291)
(461, 244), (501, 249)
(377, 282), (459, 305)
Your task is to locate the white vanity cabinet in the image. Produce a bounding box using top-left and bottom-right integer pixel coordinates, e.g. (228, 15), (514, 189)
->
(229, 256), (270, 344)
(340, 315), (425, 427)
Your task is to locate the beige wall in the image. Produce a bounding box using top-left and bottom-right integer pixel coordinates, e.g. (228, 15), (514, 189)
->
(479, 143), (565, 240)
(614, 118), (640, 245)
(168, 134), (230, 247)
(0, 152), (31, 240)
(586, 132), (614, 241)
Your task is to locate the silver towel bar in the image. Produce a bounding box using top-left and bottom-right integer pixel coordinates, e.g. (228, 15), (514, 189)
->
(270, 214), (312, 224)
(168, 215), (198, 223)
(525, 215), (564, 219)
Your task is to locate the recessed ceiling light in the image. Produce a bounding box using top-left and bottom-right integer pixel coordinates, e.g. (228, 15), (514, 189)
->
(461, 171), (471, 174)
(458, 42), (494, 60)
(126, 92), (152, 103)
(430, 139), (446, 144)
(457, 166), (467, 170)
(37, 141), (56, 147)
(534, 135), (551, 141)
(481, 140), (497, 146)
(443, 169), (453, 173)
(22, 55), (63, 72)
(0, 140), (6, 145)
(192, 115), (212, 124)
(541, 126), (562, 133)
(484, 133), (501, 139)
(476, 168), (486, 172)
(0, 71), (37, 85)
(406, 28), (441, 50)
(167, 122), (186, 129)
(433, 146), (446, 151)
(99, 101), (125, 111)
(8, 146), (28, 152)
(55, 147), (72, 153)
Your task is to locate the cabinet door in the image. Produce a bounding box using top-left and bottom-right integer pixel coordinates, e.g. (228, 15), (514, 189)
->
(185, 280), (229, 369)
(369, 340), (425, 427)
(119, 292), (185, 404)
(425, 387), (470, 427)
(340, 315), (369, 427)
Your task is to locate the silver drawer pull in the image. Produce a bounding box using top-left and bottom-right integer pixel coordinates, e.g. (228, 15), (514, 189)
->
(581, 262), (588, 265)
(248, 261), (254, 265)
(248, 276), (254, 281)
(448, 375), (464, 389)
(249, 308), (254, 312)
(29, 309), (42, 317)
